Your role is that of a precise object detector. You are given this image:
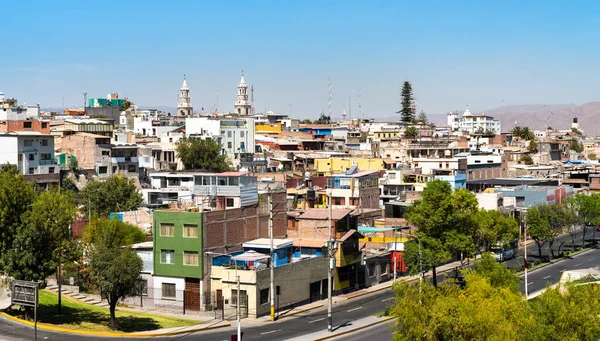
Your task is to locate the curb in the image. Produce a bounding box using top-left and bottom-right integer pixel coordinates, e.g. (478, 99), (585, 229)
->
(278, 304), (324, 319)
(312, 316), (395, 341)
(516, 247), (596, 276)
(0, 311), (230, 338)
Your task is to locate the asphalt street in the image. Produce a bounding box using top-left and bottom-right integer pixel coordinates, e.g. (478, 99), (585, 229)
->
(331, 321), (394, 341)
(0, 230), (597, 341)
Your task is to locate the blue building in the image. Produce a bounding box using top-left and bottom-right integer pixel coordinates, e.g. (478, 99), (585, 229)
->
(433, 169), (467, 190)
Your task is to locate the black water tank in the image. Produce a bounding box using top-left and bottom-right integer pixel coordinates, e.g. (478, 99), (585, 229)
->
(306, 188), (316, 200)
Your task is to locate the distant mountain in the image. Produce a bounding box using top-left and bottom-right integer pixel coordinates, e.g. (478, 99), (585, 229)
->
(430, 101), (600, 135)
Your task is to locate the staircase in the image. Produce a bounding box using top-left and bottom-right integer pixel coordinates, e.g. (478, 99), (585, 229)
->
(46, 285), (109, 308)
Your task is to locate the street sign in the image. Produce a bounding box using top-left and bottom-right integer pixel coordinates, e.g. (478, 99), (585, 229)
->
(11, 280), (39, 308)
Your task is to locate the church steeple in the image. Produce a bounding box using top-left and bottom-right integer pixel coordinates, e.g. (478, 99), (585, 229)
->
(177, 74), (193, 116)
(234, 70), (252, 116)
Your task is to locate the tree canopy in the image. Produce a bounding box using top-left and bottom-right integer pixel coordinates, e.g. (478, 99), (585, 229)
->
(176, 137), (232, 172)
(83, 218), (146, 248)
(569, 138), (584, 153)
(397, 81), (415, 124)
(527, 203), (577, 259)
(403, 126), (419, 139)
(81, 175), (143, 219)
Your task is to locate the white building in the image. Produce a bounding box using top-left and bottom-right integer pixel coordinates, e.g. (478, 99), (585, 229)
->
(0, 92), (40, 121)
(447, 107), (501, 135)
(177, 76), (193, 117)
(233, 71), (252, 116)
(0, 132), (58, 175)
(185, 117), (255, 163)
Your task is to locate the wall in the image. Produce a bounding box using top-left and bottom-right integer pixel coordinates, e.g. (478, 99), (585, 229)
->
(0, 135), (18, 165)
(152, 275), (185, 310)
(153, 210), (203, 279)
(1, 120), (50, 134)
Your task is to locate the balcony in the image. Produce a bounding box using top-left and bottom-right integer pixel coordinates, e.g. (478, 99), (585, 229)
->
(39, 159), (55, 165)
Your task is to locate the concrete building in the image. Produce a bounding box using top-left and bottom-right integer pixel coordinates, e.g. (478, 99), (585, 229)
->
(0, 92), (40, 121)
(233, 72), (252, 116)
(324, 170), (381, 210)
(0, 119), (50, 133)
(447, 107), (501, 135)
(177, 76), (193, 117)
(0, 132), (58, 176)
(63, 119), (114, 136)
(185, 117), (255, 163)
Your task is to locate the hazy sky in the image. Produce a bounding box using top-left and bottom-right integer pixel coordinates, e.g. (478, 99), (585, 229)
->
(2, 0), (600, 120)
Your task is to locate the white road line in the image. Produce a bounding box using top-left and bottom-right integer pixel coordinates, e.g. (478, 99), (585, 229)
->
(260, 329), (281, 335)
(382, 297), (395, 302)
(589, 258), (595, 261)
(543, 275), (551, 280)
(309, 318), (325, 324)
(347, 307), (363, 312)
(528, 282), (534, 286)
(575, 263), (582, 267)
(561, 269), (567, 272)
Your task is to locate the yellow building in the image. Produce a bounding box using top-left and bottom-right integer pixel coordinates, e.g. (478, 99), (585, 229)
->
(373, 130), (400, 139)
(314, 158), (384, 176)
(255, 123), (281, 136)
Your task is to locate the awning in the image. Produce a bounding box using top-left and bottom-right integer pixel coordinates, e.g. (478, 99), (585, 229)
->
(357, 226), (395, 233)
(231, 250), (270, 262)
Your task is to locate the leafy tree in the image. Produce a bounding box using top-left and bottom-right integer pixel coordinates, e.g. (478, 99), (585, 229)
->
(391, 273), (529, 340)
(473, 209), (519, 252)
(89, 245), (142, 330)
(526, 205), (551, 260)
(3, 191), (76, 282)
(0, 166), (36, 271)
(83, 218), (146, 248)
(520, 154), (534, 165)
(61, 175), (79, 193)
(397, 81), (415, 124)
(528, 203), (577, 259)
(471, 252), (520, 292)
(176, 137), (232, 172)
(405, 180), (479, 285)
(528, 139), (538, 153)
(81, 175), (144, 219)
(568, 193), (600, 248)
(119, 101), (132, 112)
(589, 152), (597, 160)
(417, 110), (428, 125)
(511, 126), (535, 140)
(569, 138), (584, 153)
(474, 127), (485, 135)
(68, 156), (78, 172)
(301, 119), (312, 124)
(511, 126), (523, 137)
(315, 112), (331, 124)
(403, 126), (419, 139)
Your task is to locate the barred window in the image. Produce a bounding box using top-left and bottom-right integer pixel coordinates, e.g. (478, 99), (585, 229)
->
(162, 283), (176, 298)
(231, 289), (248, 307)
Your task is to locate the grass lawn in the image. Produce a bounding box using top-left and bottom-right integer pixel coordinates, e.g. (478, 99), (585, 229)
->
(5, 290), (198, 333)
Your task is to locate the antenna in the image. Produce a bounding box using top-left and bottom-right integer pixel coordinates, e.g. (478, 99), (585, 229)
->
(358, 86), (363, 119)
(342, 101), (346, 120)
(83, 92), (87, 108)
(328, 77), (332, 120)
(250, 85), (254, 115)
(348, 92), (351, 121)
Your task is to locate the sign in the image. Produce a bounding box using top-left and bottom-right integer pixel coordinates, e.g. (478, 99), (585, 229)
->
(11, 280), (39, 308)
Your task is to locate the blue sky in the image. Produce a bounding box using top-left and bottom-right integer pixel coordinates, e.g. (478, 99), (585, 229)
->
(1, 0), (600, 120)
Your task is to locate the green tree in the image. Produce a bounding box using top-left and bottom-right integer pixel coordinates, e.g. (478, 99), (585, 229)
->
(3, 191), (76, 282)
(176, 137), (232, 172)
(568, 193), (600, 247)
(569, 138), (584, 153)
(0, 166), (36, 272)
(391, 273), (529, 340)
(589, 152), (597, 160)
(301, 119), (312, 124)
(520, 154), (534, 165)
(471, 252), (521, 292)
(315, 112), (331, 124)
(417, 110), (428, 125)
(473, 209), (519, 252)
(403, 126), (419, 139)
(404, 180), (479, 285)
(89, 245), (142, 330)
(528, 203), (576, 259)
(397, 81), (415, 124)
(528, 139), (538, 153)
(119, 101), (132, 112)
(81, 175), (143, 219)
(526, 205), (551, 260)
(61, 175), (79, 193)
(83, 218), (146, 248)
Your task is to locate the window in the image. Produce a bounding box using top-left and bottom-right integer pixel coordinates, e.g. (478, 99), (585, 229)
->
(227, 142), (232, 149)
(367, 262), (376, 278)
(98, 166), (108, 174)
(388, 173), (396, 180)
(183, 251), (199, 266)
(28, 154), (35, 161)
(161, 283), (176, 299)
(24, 140), (33, 147)
(160, 223), (174, 237)
(231, 289), (248, 307)
(23, 121), (32, 129)
(41, 122), (48, 129)
(40, 139), (49, 146)
(240, 131), (245, 138)
(240, 142), (245, 150)
(260, 288), (269, 305)
(40, 153), (51, 160)
(160, 250), (175, 264)
(226, 198), (235, 207)
(28, 168), (34, 175)
(128, 164), (137, 172)
(227, 131), (232, 138)
(49, 167), (55, 174)
(183, 224), (199, 238)
(18, 154), (22, 162)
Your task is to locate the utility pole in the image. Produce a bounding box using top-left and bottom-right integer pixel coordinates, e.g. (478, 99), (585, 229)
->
(269, 188), (275, 321)
(523, 208), (529, 299)
(237, 275), (241, 341)
(393, 231), (398, 281)
(327, 189), (334, 332)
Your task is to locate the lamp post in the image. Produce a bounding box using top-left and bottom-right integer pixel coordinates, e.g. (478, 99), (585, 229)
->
(206, 252), (241, 341)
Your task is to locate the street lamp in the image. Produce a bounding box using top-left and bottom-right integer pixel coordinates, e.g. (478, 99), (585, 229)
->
(206, 251), (241, 341)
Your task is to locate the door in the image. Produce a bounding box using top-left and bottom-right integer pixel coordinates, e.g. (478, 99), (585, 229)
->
(184, 278), (200, 311)
(217, 289), (223, 310)
(310, 281), (321, 302)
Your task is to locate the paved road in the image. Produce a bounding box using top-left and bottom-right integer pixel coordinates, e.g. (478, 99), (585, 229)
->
(0, 230), (595, 341)
(331, 321), (394, 341)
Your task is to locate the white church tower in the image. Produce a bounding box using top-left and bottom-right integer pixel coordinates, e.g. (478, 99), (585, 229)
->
(177, 75), (193, 116)
(234, 71), (252, 116)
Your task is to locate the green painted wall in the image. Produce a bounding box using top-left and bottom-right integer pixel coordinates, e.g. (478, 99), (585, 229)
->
(153, 210), (203, 279)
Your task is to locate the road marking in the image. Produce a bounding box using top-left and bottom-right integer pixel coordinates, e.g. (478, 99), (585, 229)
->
(348, 307), (363, 312)
(589, 258), (595, 261)
(543, 275), (551, 279)
(528, 282), (534, 286)
(561, 269), (567, 272)
(309, 318), (325, 324)
(382, 297), (395, 302)
(260, 329), (281, 335)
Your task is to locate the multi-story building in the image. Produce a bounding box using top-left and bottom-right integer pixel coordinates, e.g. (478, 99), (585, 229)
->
(58, 132), (112, 175)
(63, 119), (114, 137)
(185, 117), (255, 164)
(447, 107), (501, 135)
(324, 170), (381, 210)
(111, 143), (139, 177)
(0, 132), (60, 187)
(0, 119), (50, 133)
(0, 92), (40, 121)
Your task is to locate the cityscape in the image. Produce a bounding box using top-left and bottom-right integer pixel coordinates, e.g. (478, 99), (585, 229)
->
(2, 1), (600, 341)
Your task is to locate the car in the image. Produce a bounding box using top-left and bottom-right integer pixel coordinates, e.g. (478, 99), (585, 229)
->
(596, 225), (600, 232)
